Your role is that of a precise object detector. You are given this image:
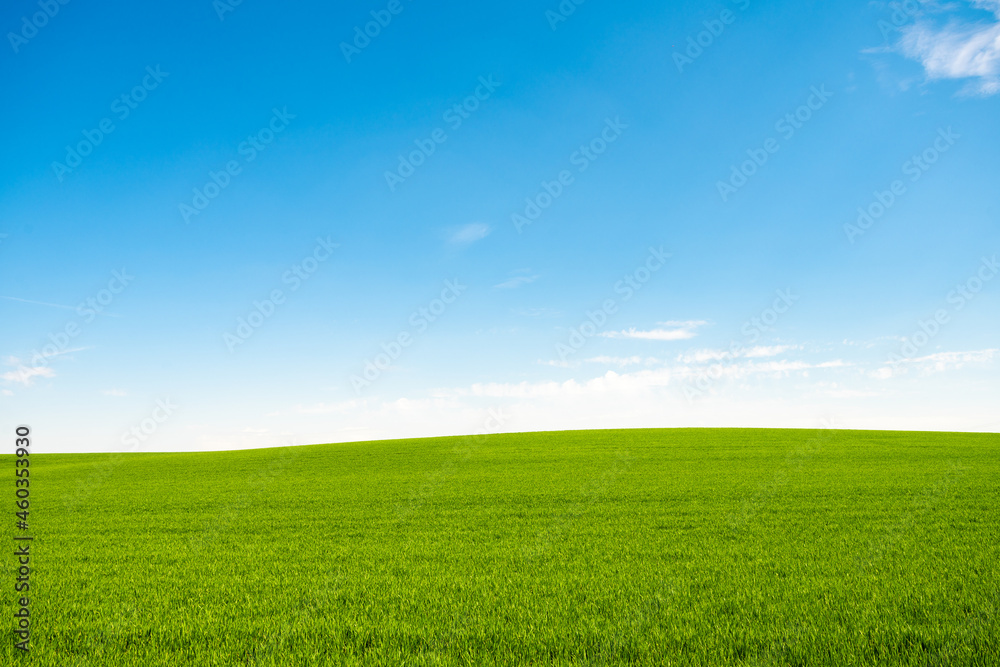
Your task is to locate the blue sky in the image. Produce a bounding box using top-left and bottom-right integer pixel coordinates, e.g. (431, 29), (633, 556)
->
(1, 0), (998, 452)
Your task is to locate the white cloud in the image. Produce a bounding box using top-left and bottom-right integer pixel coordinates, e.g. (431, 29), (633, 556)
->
(460, 369), (675, 400)
(903, 348), (997, 373)
(602, 320), (707, 342)
(872, 348), (997, 378)
(871, 367), (895, 380)
(49, 346), (91, 358)
(676, 344), (798, 364)
(448, 222), (491, 245)
(64, 342), (1000, 452)
(538, 359), (578, 368)
(820, 387), (882, 399)
(745, 344), (800, 358)
(701, 359), (814, 380)
(0, 348), (91, 387)
(270, 399), (368, 416)
(1, 365), (55, 386)
(462, 357), (851, 400)
(515, 307), (562, 318)
(253, 345), (997, 448)
(842, 336), (904, 348)
(494, 272), (539, 289)
(897, 2), (1000, 95)
(584, 356), (656, 368)
(676, 349), (729, 364)
(0, 295), (78, 311)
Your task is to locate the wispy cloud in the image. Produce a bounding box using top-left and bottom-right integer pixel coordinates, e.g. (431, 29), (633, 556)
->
(458, 357), (837, 399)
(880, 348), (998, 377)
(515, 307), (562, 318)
(494, 270), (539, 289)
(269, 399), (367, 416)
(0, 295), (78, 311)
(447, 222), (492, 245)
(0, 295), (122, 317)
(745, 344), (800, 358)
(538, 359), (578, 368)
(675, 344), (798, 365)
(0, 347), (92, 387)
(676, 349), (728, 364)
(584, 356), (656, 368)
(1, 366), (56, 386)
(896, 1), (1000, 95)
(8, 347), (91, 363)
(601, 320), (707, 342)
(49, 346), (91, 358)
(254, 343), (999, 449)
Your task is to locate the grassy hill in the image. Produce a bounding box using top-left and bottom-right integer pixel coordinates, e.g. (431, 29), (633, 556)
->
(4, 428), (998, 665)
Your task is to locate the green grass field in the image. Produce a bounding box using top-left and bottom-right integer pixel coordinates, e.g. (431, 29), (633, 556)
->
(4, 428), (998, 666)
